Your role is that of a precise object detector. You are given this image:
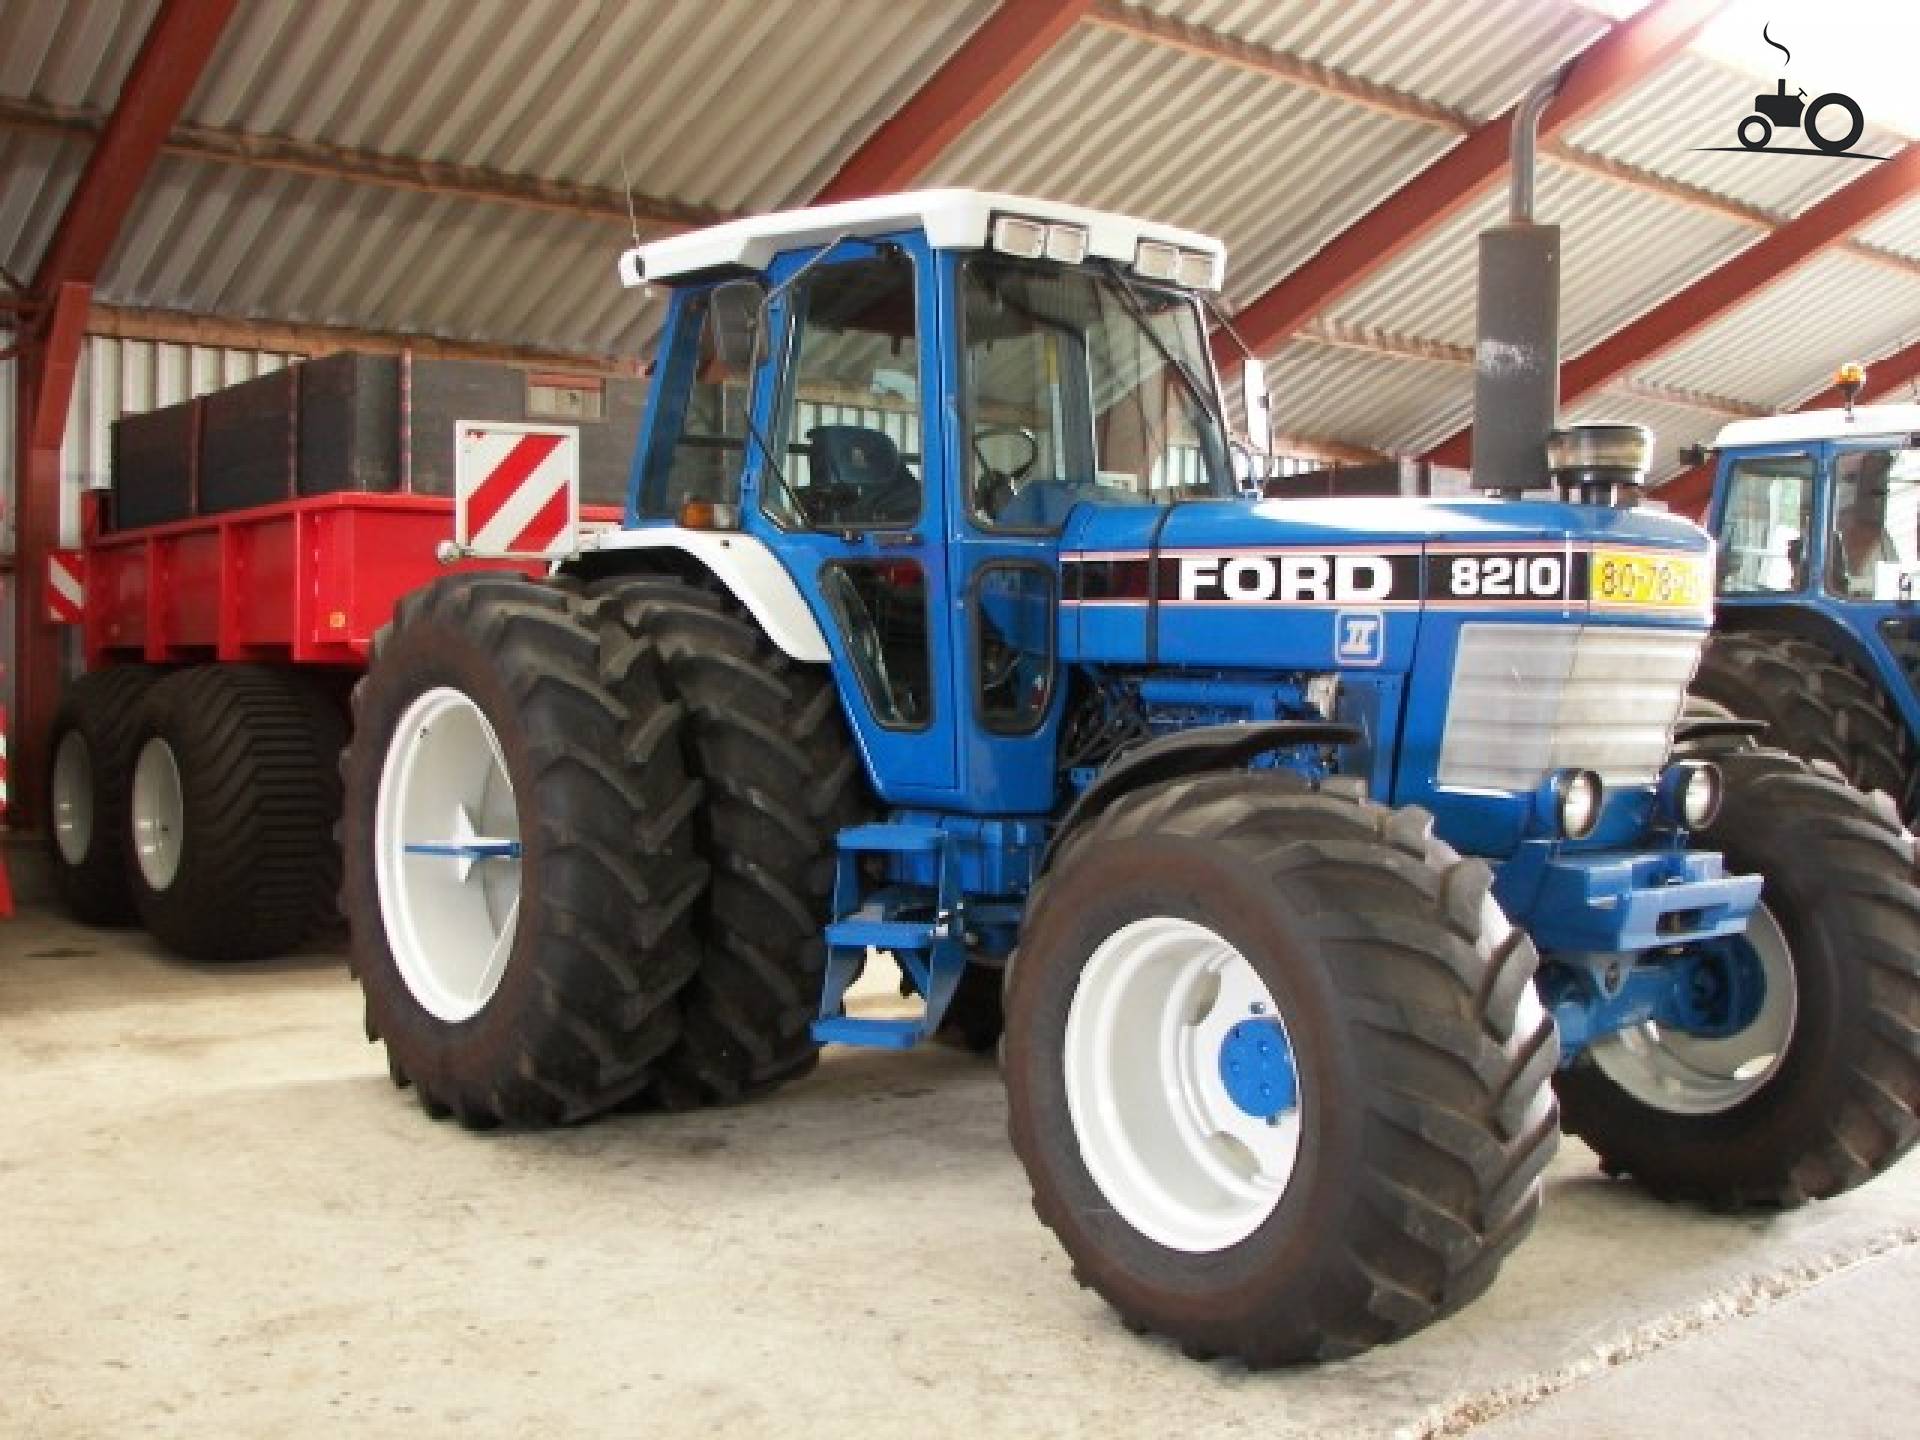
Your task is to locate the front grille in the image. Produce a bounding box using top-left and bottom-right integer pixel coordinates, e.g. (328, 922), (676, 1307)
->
(1437, 624), (1703, 792)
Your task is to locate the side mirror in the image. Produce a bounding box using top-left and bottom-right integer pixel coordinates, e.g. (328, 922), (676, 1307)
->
(1241, 359), (1274, 457)
(710, 280), (763, 376)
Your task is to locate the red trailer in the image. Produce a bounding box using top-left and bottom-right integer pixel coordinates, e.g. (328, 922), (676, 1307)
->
(42, 415), (619, 963)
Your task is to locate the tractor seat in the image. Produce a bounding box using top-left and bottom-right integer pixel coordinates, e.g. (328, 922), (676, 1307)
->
(806, 425), (921, 525)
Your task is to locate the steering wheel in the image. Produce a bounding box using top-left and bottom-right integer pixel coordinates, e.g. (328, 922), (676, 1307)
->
(799, 482), (866, 525)
(973, 425), (1041, 487)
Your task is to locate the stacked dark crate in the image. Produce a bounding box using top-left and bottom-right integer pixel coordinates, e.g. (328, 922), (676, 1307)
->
(110, 354), (639, 530)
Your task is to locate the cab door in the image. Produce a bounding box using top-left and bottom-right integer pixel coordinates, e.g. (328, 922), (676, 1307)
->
(746, 235), (958, 801)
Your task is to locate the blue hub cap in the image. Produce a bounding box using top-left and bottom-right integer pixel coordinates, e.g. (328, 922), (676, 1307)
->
(1218, 1017), (1298, 1121)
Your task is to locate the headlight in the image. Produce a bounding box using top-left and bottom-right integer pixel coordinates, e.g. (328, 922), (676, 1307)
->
(1135, 240), (1179, 281)
(1552, 768), (1604, 839)
(991, 215), (1047, 259)
(1175, 250), (1215, 290)
(992, 216), (1090, 265)
(1658, 760), (1723, 830)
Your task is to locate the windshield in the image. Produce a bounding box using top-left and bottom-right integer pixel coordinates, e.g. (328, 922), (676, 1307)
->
(1826, 445), (1920, 600)
(960, 256), (1233, 531)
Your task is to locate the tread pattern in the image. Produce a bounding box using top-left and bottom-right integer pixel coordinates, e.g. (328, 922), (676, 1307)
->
(43, 664), (164, 925)
(1559, 739), (1920, 1208)
(586, 578), (870, 1108)
(131, 665), (346, 961)
(1008, 772), (1560, 1367)
(1692, 630), (1913, 808)
(344, 576), (708, 1127)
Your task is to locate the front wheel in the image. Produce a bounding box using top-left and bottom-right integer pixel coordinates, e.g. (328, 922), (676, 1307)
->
(1557, 746), (1920, 1207)
(1005, 773), (1559, 1366)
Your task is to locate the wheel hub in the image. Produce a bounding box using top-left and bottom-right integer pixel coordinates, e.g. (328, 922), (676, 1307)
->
(373, 687), (523, 1025)
(1218, 1017), (1297, 1121)
(51, 731), (95, 867)
(1063, 917), (1306, 1254)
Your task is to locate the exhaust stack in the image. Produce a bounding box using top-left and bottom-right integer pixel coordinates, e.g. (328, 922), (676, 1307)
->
(1470, 75), (1563, 495)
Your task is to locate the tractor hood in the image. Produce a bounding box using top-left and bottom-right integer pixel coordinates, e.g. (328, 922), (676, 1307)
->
(1058, 495), (1715, 673)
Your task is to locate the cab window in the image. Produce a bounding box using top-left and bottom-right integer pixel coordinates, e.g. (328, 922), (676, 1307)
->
(635, 287), (756, 519)
(1714, 454), (1813, 595)
(1826, 446), (1920, 599)
(768, 251), (922, 532)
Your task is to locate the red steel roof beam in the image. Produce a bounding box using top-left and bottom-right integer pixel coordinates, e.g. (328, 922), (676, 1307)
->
(12, 0), (239, 828)
(1212, 0), (1726, 375)
(1428, 142), (1920, 469)
(813, 0), (1095, 203)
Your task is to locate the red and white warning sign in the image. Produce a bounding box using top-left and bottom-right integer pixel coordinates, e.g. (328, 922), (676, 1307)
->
(455, 422), (580, 557)
(46, 549), (86, 625)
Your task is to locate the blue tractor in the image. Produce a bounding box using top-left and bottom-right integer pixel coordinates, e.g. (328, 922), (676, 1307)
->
(342, 178), (1920, 1366)
(1688, 386), (1920, 812)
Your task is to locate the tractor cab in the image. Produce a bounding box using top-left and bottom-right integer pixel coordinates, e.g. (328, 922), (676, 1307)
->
(593, 191), (1245, 810)
(1701, 402), (1920, 760)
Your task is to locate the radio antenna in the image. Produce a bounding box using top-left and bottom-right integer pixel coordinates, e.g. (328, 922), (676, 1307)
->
(618, 151), (642, 249)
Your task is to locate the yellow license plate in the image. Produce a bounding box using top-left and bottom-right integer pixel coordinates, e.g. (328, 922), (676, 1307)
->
(1591, 549), (1710, 611)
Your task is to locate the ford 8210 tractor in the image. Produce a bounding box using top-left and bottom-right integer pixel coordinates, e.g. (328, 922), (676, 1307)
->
(1689, 394), (1920, 811)
(343, 179), (1920, 1367)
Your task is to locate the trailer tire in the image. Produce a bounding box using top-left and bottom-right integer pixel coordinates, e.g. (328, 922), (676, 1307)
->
(343, 575), (708, 1127)
(588, 577), (869, 1107)
(1691, 630), (1913, 809)
(1557, 742), (1920, 1208)
(127, 665), (345, 961)
(1005, 771), (1559, 1366)
(44, 665), (165, 925)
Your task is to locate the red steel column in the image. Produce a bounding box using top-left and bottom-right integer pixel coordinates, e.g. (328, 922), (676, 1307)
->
(11, 0), (239, 826)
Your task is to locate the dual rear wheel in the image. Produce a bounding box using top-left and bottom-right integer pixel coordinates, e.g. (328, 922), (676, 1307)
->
(45, 664), (344, 960)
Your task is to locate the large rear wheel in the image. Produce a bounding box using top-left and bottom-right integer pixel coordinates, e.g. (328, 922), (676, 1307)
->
(1005, 772), (1559, 1366)
(343, 576), (707, 1127)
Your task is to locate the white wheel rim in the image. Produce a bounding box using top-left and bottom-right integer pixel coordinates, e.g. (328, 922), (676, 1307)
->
(131, 737), (185, 892)
(374, 687), (522, 1024)
(52, 731), (96, 867)
(1591, 903), (1798, 1115)
(1064, 917), (1304, 1253)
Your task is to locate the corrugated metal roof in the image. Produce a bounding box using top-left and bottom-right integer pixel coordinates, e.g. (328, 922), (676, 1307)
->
(180, 0), (996, 209)
(1268, 336), (1470, 455)
(1322, 155), (1759, 355)
(0, 0), (157, 108)
(1634, 249), (1920, 409)
(1132, 0), (1607, 121)
(1858, 197), (1920, 261)
(101, 154), (663, 359)
(925, 22), (1453, 310)
(0, 128), (85, 283)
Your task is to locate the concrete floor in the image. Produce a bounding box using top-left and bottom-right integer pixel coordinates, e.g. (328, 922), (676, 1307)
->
(3, 898), (1918, 1439)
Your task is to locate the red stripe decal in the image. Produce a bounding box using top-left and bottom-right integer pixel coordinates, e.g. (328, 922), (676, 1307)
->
(511, 482), (572, 553)
(467, 432), (565, 537)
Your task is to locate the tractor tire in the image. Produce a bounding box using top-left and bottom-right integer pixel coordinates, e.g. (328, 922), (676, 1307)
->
(1557, 742), (1920, 1208)
(128, 666), (346, 962)
(587, 577), (868, 1107)
(43, 665), (164, 925)
(1691, 630), (1913, 808)
(1004, 771), (1559, 1367)
(342, 575), (708, 1128)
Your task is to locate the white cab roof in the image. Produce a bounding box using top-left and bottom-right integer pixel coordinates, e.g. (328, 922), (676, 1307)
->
(1713, 403), (1920, 449)
(616, 188), (1226, 290)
